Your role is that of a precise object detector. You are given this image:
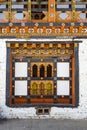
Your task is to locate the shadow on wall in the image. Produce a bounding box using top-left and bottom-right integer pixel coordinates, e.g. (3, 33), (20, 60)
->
(0, 108), (7, 119)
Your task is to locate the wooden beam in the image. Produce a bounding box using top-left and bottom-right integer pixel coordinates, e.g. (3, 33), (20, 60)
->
(48, 0), (55, 22)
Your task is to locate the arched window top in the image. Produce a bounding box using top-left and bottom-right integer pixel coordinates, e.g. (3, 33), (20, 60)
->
(40, 82), (45, 89)
(33, 64), (37, 67)
(32, 64), (38, 77)
(40, 64), (45, 77)
(31, 82), (38, 95)
(46, 82), (53, 95)
(47, 64), (52, 77)
(40, 64), (44, 67)
(46, 83), (52, 90)
(32, 82), (38, 90)
(47, 64), (52, 68)
(40, 64), (45, 70)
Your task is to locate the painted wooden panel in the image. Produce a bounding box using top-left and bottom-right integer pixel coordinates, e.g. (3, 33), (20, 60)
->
(58, 98), (70, 104)
(15, 81), (27, 96)
(15, 62), (27, 77)
(14, 98), (27, 104)
(57, 80), (70, 96)
(57, 62), (69, 77)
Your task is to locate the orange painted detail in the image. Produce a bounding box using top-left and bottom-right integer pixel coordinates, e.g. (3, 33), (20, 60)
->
(14, 98), (28, 104)
(30, 98), (54, 103)
(58, 98), (70, 104)
(48, 0), (55, 22)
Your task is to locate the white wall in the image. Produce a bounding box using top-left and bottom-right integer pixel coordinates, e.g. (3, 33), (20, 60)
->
(0, 39), (87, 119)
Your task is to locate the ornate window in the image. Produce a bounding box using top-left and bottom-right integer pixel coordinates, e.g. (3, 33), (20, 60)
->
(6, 41), (79, 107)
(32, 64), (38, 77)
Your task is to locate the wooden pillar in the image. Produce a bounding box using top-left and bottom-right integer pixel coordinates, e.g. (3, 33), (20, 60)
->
(72, 55), (75, 105)
(8, 0), (12, 22)
(28, 0), (31, 21)
(72, 0), (76, 22)
(48, 0), (55, 22)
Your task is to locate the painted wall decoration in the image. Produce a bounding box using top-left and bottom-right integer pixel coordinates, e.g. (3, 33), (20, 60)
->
(0, 0), (87, 38)
(0, 0), (86, 117)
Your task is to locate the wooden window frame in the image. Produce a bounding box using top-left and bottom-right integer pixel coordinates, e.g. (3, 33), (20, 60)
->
(6, 42), (79, 107)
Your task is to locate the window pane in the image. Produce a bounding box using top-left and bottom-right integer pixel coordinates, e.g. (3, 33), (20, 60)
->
(46, 83), (52, 95)
(39, 82), (45, 95)
(76, 5), (86, 9)
(47, 65), (52, 77)
(12, 5), (24, 9)
(57, 62), (69, 77)
(57, 80), (70, 96)
(31, 82), (38, 95)
(14, 13), (24, 20)
(0, 13), (4, 19)
(32, 64), (38, 77)
(15, 62), (27, 77)
(57, 5), (69, 9)
(40, 65), (45, 77)
(15, 81), (27, 96)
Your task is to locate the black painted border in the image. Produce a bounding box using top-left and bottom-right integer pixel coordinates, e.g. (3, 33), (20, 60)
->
(6, 47), (11, 106)
(0, 22), (87, 27)
(74, 44), (79, 107)
(6, 41), (82, 44)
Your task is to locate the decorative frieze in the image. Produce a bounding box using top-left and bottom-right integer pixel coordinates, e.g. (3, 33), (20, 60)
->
(0, 25), (87, 38)
(7, 42), (74, 56)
